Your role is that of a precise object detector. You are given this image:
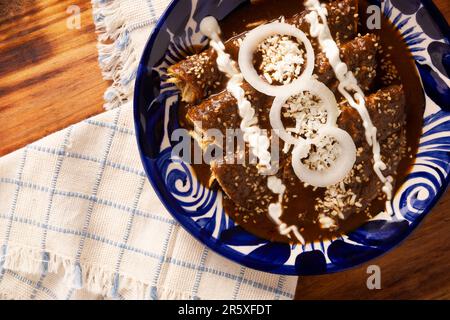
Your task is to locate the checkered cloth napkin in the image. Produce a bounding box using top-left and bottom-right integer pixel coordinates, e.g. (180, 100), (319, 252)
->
(0, 0), (298, 300)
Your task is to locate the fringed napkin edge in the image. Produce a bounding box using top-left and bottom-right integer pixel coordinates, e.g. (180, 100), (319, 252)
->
(92, 0), (140, 110)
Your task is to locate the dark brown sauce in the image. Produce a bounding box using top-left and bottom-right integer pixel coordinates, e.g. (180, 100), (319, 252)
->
(179, 0), (425, 243)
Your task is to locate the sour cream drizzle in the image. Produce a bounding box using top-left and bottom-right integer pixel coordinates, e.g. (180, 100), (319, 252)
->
(200, 17), (305, 243)
(267, 176), (305, 244)
(305, 0), (394, 202)
(200, 17), (272, 170)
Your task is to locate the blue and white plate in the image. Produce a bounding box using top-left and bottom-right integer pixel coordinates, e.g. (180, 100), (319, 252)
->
(134, 0), (450, 275)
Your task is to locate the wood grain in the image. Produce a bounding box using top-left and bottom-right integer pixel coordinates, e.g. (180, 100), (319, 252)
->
(0, 0), (108, 156)
(0, 0), (449, 300)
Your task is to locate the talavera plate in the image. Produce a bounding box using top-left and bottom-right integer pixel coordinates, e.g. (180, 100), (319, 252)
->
(134, 0), (450, 275)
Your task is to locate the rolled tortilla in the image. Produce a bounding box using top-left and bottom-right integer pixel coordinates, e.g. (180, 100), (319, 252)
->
(168, 0), (359, 103)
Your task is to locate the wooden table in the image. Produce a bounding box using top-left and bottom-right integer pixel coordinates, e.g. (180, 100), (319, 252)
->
(0, 0), (449, 300)
(0, 0), (107, 156)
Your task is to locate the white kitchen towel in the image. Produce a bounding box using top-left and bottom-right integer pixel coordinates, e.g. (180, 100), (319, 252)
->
(0, 0), (298, 300)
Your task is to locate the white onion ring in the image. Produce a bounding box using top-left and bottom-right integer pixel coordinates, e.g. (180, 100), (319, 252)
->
(238, 22), (315, 97)
(269, 80), (339, 146)
(291, 127), (357, 188)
